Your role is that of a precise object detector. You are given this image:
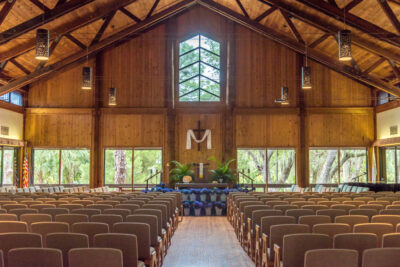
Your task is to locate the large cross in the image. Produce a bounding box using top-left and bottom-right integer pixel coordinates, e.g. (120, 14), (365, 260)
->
(193, 120), (206, 151)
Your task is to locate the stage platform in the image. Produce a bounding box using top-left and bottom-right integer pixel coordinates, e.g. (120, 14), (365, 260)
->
(175, 183), (229, 189)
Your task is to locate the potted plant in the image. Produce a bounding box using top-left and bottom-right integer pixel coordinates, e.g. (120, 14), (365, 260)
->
(183, 201), (191, 216)
(192, 201), (203, 216)
(181, 189), (190, 201)
(168, 161), (194, 188)
(204, 201), (213, 216)
(210, 189), (219, 202)
(200, 188), (210, 202)
(208, 156), (236, 184)
(214, 201), (226, 216)
(221, 188), (230, 201)
(190, 189), (199, 201)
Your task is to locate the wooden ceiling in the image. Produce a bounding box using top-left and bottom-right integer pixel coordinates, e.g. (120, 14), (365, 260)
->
(1, 0), (400, 96)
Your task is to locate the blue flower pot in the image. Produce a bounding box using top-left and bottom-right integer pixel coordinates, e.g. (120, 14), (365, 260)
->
(205, 207), (212, 216)
(215, 207), (223, 216)
(220, 194), (227, 202)
(200, 194), (207, 202)
(182, 194), (189, 201)
(190, 193), (197, 201)
(183, 208), (190, 216)
(210, 193), (217, 202)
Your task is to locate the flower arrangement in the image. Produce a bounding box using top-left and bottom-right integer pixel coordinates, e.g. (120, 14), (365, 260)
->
(183, 201), (191, 208)
(208, 156), (236, 183)
(214, 201), (226, 209)
(169, 160), (194, 188)
(182, 189), (191, 194)
(203, 201), (213, 208)
(200, 188), (211, 194)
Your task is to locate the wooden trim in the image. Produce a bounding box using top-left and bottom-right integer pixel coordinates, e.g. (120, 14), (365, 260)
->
(375, 100), (400, 113)
(233, 107), (300, 115)
(100, 107), (167, 114)
(25, 108), (93, 115)
(304, 107), (374, 115)
(0, 101), (24, 114)
(374, 137), (400, 146)
(0, 138), (25, 147)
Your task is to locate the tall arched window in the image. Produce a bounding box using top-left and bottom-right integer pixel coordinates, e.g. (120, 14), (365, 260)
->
(178, 34), (221, 102)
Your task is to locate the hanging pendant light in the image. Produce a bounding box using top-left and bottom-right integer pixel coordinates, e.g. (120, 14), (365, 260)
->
(35, 29), (49, 60)
(275, 86), (289, 105)
(302, 66), (312, 89)
(109, 87), (117, 106)
(338, 30), (352, 61)
(81, 67), (92, 90)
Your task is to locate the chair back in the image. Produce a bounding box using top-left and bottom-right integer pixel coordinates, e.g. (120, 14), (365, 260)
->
(362, 248), (400, 267)
(71, 209), (101, 218)
(126, 214), (158, 246)
(103, 209), (131, 220)
(316, 209), (347, 222)
(312, 223), (351, 243)
(304, 249), (358, 267)
(0, 214), (17, 221)
(55, 214), (89, 227)
(0, 222), (27, 233)
(41, 208), (69, 220)
(9, 208), (38, 219)
(0, 233), (42, 266)
(72, 222), (109, 246)
(113, 222), (151, 260)
(285, 209), (314, 223)
(47, 233), (89, 267)
(8, 248), (62, 267)
(59, 204), (84, 212)
(30, 204), (56, 212)
(115, 204), (140, 214)
(282, 233), (331, 267)
(335, 215), (369, 231)
(330, 204), (356, 214)
(353, 223), (393, 246)
(371, 215), (400, 229)
(349, 209), (378, 219)
(274, 205), (298, 214)
(68, 248), (123, 267)
(298, 215), (331, 228)
(91, 214), (123, 230)
(251, 209), (283, 234)
(87, 204), (113, 212)
(133, 209), (163, 235)
(261, 216), (296, 237)
(359, 204), (385, 212)
(20, 214), (52, 230)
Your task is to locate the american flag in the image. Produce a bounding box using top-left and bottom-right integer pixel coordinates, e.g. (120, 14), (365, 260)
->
(22, 157), (29, 188)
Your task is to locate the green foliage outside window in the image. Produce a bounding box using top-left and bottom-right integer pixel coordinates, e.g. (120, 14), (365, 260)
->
(134, 149), (162, 184)
(267, 149), (296, 184)
(104, 149), (132, 185)
(179, 35), (221, 102)
(0, 148), (16, 185)
(33, 149), (60, 184)
(385, 147), (400, 183)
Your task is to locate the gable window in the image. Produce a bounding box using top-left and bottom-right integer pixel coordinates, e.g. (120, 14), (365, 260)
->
(179, 34), (221, 102)
(0, 91), (23, 106)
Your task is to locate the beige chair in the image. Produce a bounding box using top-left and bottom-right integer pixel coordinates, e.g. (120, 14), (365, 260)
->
(55, 214), (89, 228)
(31, 222), (69, 247)
(0, 233), (42, 266)
(386, 205), (400, 209)
(87, 204), (113, 212)
(8, 248), (63, 267)
(115, 204), (140, 214)
(298, 215), (331, 229)
(354, 197), (375, 203)
(71, 208), (101, 218)
(277, 233), (331, 267)
(103, 209), (131, 220)
(91, 214), (123, 229)
(71, 200), (94, 206)
(371, 215), (400, 229)
(318, 201), (340, 208)
(330, 204), (356, 214)
(113, 222), (156, 267)
(273, 205), (298, 214)
(41, 208), (69, 220)
(291, 201), (316, 208)
(335, 215), (369, 231)
(30, 204), (57, 212)
(97, 200), (119, 207)
(316, 209), (347, 222)
(285, 209), (314, 223)
(265, 201), (289, 208)
(123, 200), (145, 207)
(0, 214), (17, 221)
(302, 205), (329, 213)
(382, 233), (400, 248)
(369, 200), (390, 207)
(94, 233), (145, 267)
(265, 224), (309, 267)
(343, 201), (365, 207)
(59, 204), (84, 212)
(72, 222), (109, 246)
(380, 209), (400, 215)
(3, 204), (28, 212)
(334, 233), (377, 267)
(350, 209), (378, 219)
(304, 248), (358, 267)
(47, 233), (89, 267)
(69, 248), (123, 267)
(0, 221), (27, 233)
(362, 248), (400, 267)
(20, 214), (52, 230)
(359, 204), (385, 212)
(9, 208), (38, 219)
(331, 197), (352, 203)
(312, 223), (351, 243)
(354, 223), (393, 247)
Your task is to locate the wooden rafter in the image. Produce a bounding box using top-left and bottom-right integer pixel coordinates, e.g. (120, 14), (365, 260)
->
(257, 0), (400, 64)
(363, 57), (386, 74)
(0, 0), (95, 46)
(236, 0), (249, 18)
(30, 0), (51, 12)
(254, 6), (276, 22)
(328, 0), (339, 8)
(343, 0), (363, 11)
(9, 59), (30, 75)
(90, 12), (117, 46)
(0, 0), (139, 64)
(120, 7), (142, 23)
(198, 0), (400, 96)
(378, 0), (400, 34)
(280, 9), (304, 44)
(65, 34), (86, 50)
(146, 0), (161, 19)
(296, 0), (400, 48)
(388, 59), (400, 79)
(0, 0), (197, 95)
(309, 33), (331, 48)
(0, 0), (15, 26)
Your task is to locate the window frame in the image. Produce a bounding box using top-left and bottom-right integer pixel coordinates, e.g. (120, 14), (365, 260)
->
(31, 147), (91, 185)
(0, 146), (19, 186)
(381, 146), (400, 184)
(103, 147), (163, 188)
(174, 33), (226, 107)
(0, 91), (24, 107)
(309, 147), (368, 185)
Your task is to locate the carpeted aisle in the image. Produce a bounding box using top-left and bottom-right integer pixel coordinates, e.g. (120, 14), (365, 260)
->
(163, 217), (254, 267)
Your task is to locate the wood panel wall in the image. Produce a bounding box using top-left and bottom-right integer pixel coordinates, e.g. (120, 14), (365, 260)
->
(24, 5), (375, 187)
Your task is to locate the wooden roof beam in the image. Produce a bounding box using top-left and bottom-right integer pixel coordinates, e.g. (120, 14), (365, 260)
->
(0, 0), (139, 63)
(90, 12), (117, 46)
(0, 0), (197, 95)
(0, 0), (15, 26)
(363, 57), (385, 74)
(280, 9), (304, 44)
(309, 33), (331, 48)
(146, 0), (161, 19)
(254, 6), (276, 22)
(378, 0), (400, 35)
(236, 0), (249, 18)
(257, 0), (400, 64)
(0, 0), (95, 46)
(198, 0), (400, 96)
(29, 0), (51, 12)
(9, 59), (30, 75)
(343, 0), (363, 12)
(120, 7), (142, 23)
(65, 34), (86, 50)
(296, 0), (400, 48)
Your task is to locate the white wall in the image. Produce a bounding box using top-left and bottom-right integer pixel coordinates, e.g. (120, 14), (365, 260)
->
(377, 107), (400, 140)
(0, 108), (23, 140)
